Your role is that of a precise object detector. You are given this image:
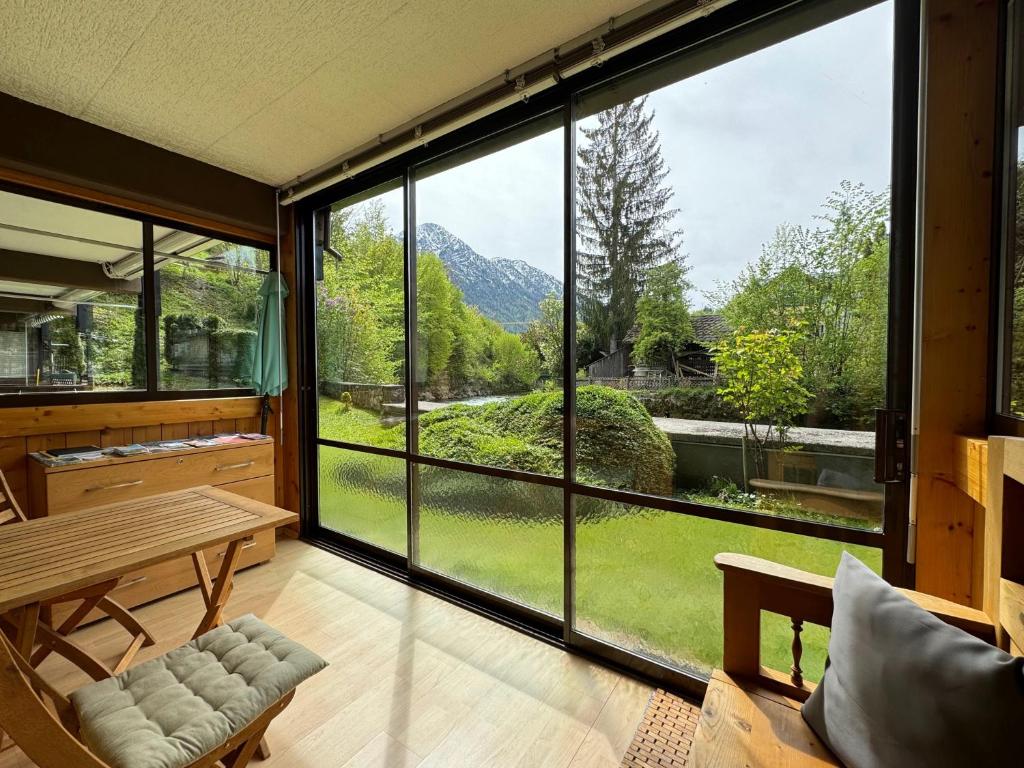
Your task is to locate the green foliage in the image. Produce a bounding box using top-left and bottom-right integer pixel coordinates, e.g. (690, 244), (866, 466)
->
(635, 386), (741, 421)
(574, 386), (675, 494)
(715, 329), (812, 478)
(319, 386), (675, 495)
(318, 203), (540, 399)
(524, 294), (563, 380)
(717, 182), (889, 428)
(318, 204), (404, 387)
(632, 260), (694, 370)
(49, 318), (85, 376)
(416, 251), (460, 392)
(1010, 160), (1024, 415)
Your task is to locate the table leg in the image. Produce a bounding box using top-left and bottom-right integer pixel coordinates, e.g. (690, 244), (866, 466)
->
(191, 539), (243, 639)
(29, 578), (155, 675)
(14, 603), (40, 659)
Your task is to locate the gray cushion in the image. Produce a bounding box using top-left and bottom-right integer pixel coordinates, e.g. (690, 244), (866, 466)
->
(802, 552), (1024, 768)
(70, 614), (327, 768)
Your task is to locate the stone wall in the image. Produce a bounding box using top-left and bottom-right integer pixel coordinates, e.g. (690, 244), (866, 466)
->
(320, 381), (404, 411)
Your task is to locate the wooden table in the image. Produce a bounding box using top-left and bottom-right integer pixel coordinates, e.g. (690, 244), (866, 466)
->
(0, 486), (297, 679)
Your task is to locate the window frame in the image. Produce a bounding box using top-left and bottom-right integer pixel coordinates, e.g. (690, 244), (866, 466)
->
(296, 0), (920, 696)
(993, 0), (1023, 435)
(0, 180), (276, 407)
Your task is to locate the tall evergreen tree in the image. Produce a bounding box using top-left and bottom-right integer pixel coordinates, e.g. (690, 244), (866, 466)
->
(576, 96), (682, 354)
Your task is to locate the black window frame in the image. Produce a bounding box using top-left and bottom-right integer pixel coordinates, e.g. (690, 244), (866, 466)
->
(993, 0), (1024, 435)
(0, 180), (277, 407)
(296, 0), (920, 696)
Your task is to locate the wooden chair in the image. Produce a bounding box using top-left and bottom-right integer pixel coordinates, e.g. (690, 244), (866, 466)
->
(0, 626), (300, 768)
(0, 469), (156, 678)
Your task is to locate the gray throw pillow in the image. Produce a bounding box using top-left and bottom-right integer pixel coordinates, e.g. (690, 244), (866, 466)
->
(802, 552), (1024, 768)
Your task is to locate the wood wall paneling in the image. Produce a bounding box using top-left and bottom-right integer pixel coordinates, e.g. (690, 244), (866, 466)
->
(915, 0), (999, 604)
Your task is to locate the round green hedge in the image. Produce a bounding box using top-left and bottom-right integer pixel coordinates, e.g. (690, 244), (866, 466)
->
(416, 385), (675, 495)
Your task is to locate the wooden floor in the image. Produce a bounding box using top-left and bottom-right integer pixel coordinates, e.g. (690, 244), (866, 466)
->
(0, 539), (654, 768)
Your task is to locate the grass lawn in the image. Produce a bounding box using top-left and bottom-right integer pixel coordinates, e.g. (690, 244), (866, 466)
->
(317, 434), (879, 680)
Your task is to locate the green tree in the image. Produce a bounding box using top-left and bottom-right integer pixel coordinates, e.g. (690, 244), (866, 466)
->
(491, 332), (541, 391)
(317, 202), (404, 387)
(719, 182), (889, 427)
(576, 96), (683, 354)
(416, 251), (461, 395)
(524, 294), (563, 380)
(632, 260), (694, 372)
(715, 329), (812, 485)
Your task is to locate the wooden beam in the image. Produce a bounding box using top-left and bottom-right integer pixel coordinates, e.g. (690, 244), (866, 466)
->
(0, 251), (140, 293)
(0, 298), (65, 315)
(275, 205), (300, 524)
(0, 397), (262, 438)
(915, 0), (1000, 605)
(953, 435), (988, 507)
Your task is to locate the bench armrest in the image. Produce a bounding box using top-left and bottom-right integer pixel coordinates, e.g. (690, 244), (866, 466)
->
(714, 553), (994, 640)
(714, 553), (995, 699)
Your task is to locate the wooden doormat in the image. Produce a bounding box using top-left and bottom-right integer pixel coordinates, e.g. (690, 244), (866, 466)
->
(621, 688), (701, 768)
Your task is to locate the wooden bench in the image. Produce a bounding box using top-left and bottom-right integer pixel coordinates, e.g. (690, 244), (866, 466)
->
(689, 554), (995, 767)
(692, 432), (1024, 766)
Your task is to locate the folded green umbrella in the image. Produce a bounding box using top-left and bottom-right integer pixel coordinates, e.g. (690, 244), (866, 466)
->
(249, 272), (289, 434)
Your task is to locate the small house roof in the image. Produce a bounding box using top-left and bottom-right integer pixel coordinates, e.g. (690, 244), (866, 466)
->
(692, 314), (729, 345)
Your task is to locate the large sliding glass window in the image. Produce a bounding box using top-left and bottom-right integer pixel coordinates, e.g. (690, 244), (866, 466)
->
(574, 1), (894, 532)
(999, 0), (1024, 421)
(305, 0), (909, 692)
(314, 181), (407, 552)
(413, 116), (564, 475)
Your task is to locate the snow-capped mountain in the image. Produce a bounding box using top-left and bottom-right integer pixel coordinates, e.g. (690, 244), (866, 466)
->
(416, 222), (562, 327)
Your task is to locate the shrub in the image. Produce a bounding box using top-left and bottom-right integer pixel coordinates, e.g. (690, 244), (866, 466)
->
(413, 386), (674, 496)
(635, 386), (741, 421)
(574, 386), (675, 495)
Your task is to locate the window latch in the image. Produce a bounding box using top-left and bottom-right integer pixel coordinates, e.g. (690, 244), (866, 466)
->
(874, 408), (908, 484)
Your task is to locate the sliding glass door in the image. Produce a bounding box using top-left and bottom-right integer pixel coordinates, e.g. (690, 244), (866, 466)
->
(304, 0), (914, 692)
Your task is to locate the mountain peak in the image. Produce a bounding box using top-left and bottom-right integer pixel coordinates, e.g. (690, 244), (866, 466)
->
(415, 223), (562, 327)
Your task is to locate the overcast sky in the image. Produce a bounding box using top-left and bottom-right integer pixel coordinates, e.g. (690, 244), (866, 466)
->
(367, 1), (893, 307)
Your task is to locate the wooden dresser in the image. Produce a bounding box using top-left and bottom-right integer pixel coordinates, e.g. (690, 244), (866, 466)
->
(27, 438), (276, 624)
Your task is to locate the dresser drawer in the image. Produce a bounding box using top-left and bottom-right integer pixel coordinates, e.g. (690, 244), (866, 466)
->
(218, 474), (275, 504)
(45, 444), (274, 514)
(50, 530), (275, 627)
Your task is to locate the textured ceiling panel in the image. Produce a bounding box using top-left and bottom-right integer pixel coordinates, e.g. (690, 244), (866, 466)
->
(0, 0), (655, 185)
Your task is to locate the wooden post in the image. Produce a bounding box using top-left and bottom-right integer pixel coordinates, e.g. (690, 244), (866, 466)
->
(915, 0), (999, 604)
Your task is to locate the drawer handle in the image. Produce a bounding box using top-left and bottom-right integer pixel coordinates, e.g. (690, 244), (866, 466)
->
(217, 537), (256, 558)
(215, 461), (255, 472)
(87, 479), (143, 491)
(114, 576), (147, 590)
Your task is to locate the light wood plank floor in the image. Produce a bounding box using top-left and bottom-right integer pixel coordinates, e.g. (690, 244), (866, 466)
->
(1, 539), (653, 768)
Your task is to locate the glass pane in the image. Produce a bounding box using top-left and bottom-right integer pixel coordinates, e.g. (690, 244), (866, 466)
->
(417, 463), (562, 616)
(414, 116), (564, 476)
(319, 445), (407, 555)
(0, 190), (146, 395)
(1005, 4), (1024, 415)
(316, 180), (406, 449)
(574, 3), (893, 529)
(574, 496), (880, 678)
(156, 228), (270, 391)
